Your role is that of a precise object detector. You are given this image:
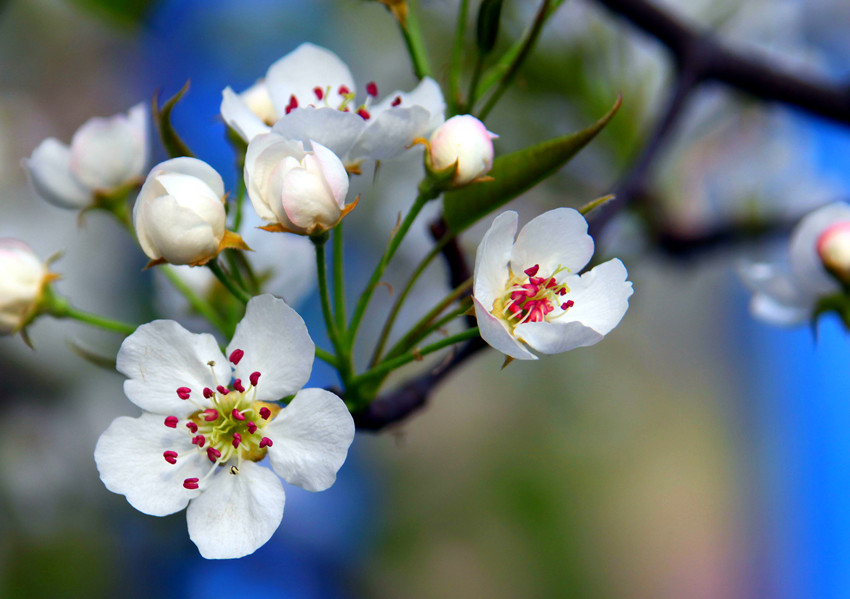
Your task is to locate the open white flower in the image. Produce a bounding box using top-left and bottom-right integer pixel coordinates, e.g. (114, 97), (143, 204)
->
(0, 239), (56, 335)
(472, 208), (633, 360)
(23, 103), (147, 209)
(739, 202), (850, 326)
(244, 133), (352, 235)
(221, 42), (445, 169)
(94, 294), (355, 559)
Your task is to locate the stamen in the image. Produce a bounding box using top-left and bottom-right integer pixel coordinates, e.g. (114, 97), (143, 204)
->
(391, 95), (402, 107)
(217, 385), (229, 395)
(163, 451), (178, 464)
(186, 422), (199, 433)
(562, 300), (574, 310)
(164, 416), (178, 428)
(176, 387), (191, 400)
(357, 108), (370, 120)
(206, 447), (222, 463)
(232, 433), (242, 448)
(183, 478), (199, 490)
(192, 435), (206, 447)
(313, 86), (324, 100)
(524, 265), (540, 277)
(203, 387), (215, 399)
(366, 81), (378, 97)
(203, 409), (219, 422)
(229, 349), (244, 364)
(231, 408), (246, 421)
(338, 85), (350, 95)
(259, 407), (271, 420)
(259, 437), (273, 448)
(250, 371), (261, 386)
(285, 94), (299, 115)
(230, 466), (239, 475)
(246, 421), (258, 434)
(233, 379), (245, 393)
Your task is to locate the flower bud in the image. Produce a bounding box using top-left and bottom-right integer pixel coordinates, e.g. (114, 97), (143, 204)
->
(23, 103), (148, 210)
(817, 221), (850, 284)
(0, 240), (54, 335)
(244, 133), (353, 236)
(134, 157), (248, 267)
(427, 115), (497, 187)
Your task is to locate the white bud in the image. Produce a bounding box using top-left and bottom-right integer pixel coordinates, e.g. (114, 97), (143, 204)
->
(244, 133), (350, 235)
(817, 221), (850, 284)
(23, 103), (148, 209)
(428, 115), (497, 186)
(0, 240), (49, 335)
(133, 158), (230, 266)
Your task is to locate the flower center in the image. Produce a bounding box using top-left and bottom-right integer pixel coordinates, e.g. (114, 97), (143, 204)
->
(492, 263), (574, 328)
(160, 348), (280, 490)
(278, 80), (403, 122)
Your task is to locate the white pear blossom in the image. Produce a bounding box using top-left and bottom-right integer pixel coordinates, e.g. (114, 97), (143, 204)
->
(94, 294), (355, 559)
(221, 42), (445, 169)
(739, 202), (850, 326)
(244, 133), (352, 235)
(0, 239), (55, 335)
(472, 208), (633, 360)
(428, 115), (497, 186)
(134, 157), (248, 266)
(23, 103), (147, 209)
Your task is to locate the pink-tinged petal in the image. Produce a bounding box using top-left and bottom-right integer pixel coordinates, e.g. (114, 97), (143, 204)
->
(22, 138), (92, 208)
(552, 259), (632, 336)
(309, 141), (349, 208)
(349, 105), (431, 162)
(370, 76), (445, 134)
(118, 320), (229, 416)
(264, 388), (354, 492)
(474, 211), (517, 310)
(221, 86), (272, 143)
(514, 320), (604, 354)
(511, 208), (594, 275)
(69, 111), (146, 191)
(271, 108), (366, 163)
(789, 202), (850, 296)
(473, 296), (537, 360)
(186, 461), (285, 559)
(245, 134), (306, 223)
(266, 43), (355, 113)
(94, 414), (202, 516)
(227, 295), (314, 401)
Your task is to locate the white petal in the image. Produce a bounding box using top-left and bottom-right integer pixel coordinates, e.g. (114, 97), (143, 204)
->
(266, 43), (355, 113)
(244, 134), (306, 223)
(473, 211), (517, 310)
(117, 320), (229, 416)
(271, 108), (366, 163)
(69, 110), (146, 190)
(514, 320), (604, 354)
(22, 138), (92, 208)
(310, 140), (349, 208)
(349, 106), (431, 162)
(94, 414), (202, 517)
(156, 172), (225, 233)
(511, 208), (594, 275)
(221, 86), (272, 142)
(473, 296), (537, 360)
(371, 76), (446, 134)
(789, 202), (850, 296)
(138, 194), (223, 264)
(281, 164), (341, 230)
(125, 102), (149, 179)
(265, 388), (355, 492)
(147, 157), (225, 198)
(227, 295), (314, 401)
(552, 258), (633, 336)
(186, 461), (285, 559)
(738, 261), (813, 308)
(750, 293), (810, 326)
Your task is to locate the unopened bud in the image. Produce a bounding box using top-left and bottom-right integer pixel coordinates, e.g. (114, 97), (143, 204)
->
(817, 221), (850, 284)
(428, 115), (497, 187)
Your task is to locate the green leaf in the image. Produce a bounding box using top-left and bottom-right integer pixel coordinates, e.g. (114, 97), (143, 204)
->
(152, 81), (195, 159)
(476, 0), (504, 55)
(443, 95), (621, 233)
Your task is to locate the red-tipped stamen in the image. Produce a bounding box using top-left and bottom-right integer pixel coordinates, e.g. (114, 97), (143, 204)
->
(259, 437), (273, 448)
(357, 108), (370, 120)
(183, 478), (199, 490)
(207, 447), (221, 463)
(338, 85), (350, 95)
(250, 371), (261, 386)
(229, 348), (244, 364)
(216, 385), (229, 395)
(203, 387), (215, 399)
(259, 407), (271, 420)
(176, 387), (191, 400)
(562, 300), (574, 310)
(163, 451), (178, 464)
(164, 416), (178, 428)
(524, 264), (540, 277)
(285, 94), (299, 115)
(186, 422), (198, 433)
(391, 95), (402, 107)
(192, 435), (206, 447)
(203, 409), (219, 422)
(366, 81), (378, 97)
(232, 433), (242, 448)
(232, 409), (246, 421)
(314, 86), (324, 100)
(233, 379), (245, 393)
(246, 421), (258, 434)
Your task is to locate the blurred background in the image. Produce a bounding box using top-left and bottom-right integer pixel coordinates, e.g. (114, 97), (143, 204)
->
(1, 0), (850, 597)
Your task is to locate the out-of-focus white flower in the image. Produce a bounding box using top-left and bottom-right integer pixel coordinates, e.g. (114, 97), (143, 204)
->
(22, 103), (148, 209)
(94, 294), (355, 560)
(0, 239), (56, 335)
(221, 43), (445, 169)
(472, 208), (633, 360)
(740, 202), (850, 325)
(245, 133), (353, 235)
(134, 157), (249, 266)
(427, 115), (497, 186)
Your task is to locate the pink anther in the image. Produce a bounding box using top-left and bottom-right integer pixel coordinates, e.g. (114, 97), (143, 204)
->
(192, 435), (206, 447)
(206, 447), (221, 462)
(232, 433), (242, 448)
(246, 421), (258, 434)
(203, 387), (214, 399)
(314, 86), (324, 100)
(524, 264), (540, 277)
(285, 94), (299, 115)
(366, 81), (378, 97)
(231, 409), (246, 421)
(338, 85), (350, 95)
(183, 478), (199, 490)
(176, 387), (191, 400)
(217, 385), (229, 395)
(186, 422), (198, 433)
(203, 409), (219, 422)
(163, 451), (178, 464)
(259, 407), (271, 420)
(562, 300), (574, 310)
(164, 416), (178, 428)
(229, 348), (244, 364)
(357, 108), (370, 120)
(391, 95), (402, 107)
(250, 371), (261, 386)
(233, 379), (245, 393)
(259, 437), (273, 448)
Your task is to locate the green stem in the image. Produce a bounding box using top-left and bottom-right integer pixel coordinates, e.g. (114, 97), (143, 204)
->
(333, 224), (347, 331)
(208, 260), (251, 304)
(399, 0), (433, 79)
(47, 296), (138, 336)
(313, 235), (352, 385)
(448, 0), (471, 114)
(315, 346), (338, 367)
(347, 182), (441, 345)
(161, 266), (231, 335)
(353, 327), (479, 385)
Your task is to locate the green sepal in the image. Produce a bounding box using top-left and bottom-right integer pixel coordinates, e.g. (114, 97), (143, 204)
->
(152, 80), (196, 159)
(66, 338), (118, 371)
(578, 194), (616, 217)
(476, 0), (505, 55)
(812, 292), (850, 331)
(442, 95), (621, 234)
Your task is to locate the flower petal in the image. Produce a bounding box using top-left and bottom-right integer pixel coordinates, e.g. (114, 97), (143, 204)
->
(227, 295), (314, 401)
(750, 293), (810, 326)
(117, 320), (229, 416)
(511, 208), (594, 275)
(473, 211), (517, 310)
(271, 108), (366, 163)
(514, 320), (604, 354)
(473, 296), (537, 360)
(147, 156), (225, 199)
(309, 140), (349, 209)
(245, 134), (306, 223)
(789, 202), (850, 296)
(266, 43), (355, 113)
(221, 86), (272, 143)
(349, 106), (431, 162)
(186, 461), (285, 559)
(69, 109), (146, 191)
(552, 258), (633, 336)
(739, 261), (812, 325)
(138, 194), (222, 265)
(94, 414), (202, 517)
(370, 76), (445, 134)
(22, 138), (92, 208)
(264, 388), (355, 492)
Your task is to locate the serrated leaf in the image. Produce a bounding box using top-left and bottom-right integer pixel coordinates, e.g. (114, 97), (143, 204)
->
(152, 81), (195, 159)
(443, 95), (621, 234)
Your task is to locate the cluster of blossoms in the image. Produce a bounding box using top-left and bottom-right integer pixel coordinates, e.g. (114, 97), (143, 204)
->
(4, 40), (640, 559)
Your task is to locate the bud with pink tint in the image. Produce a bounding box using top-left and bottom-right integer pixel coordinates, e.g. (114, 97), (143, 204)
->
(427, 115), (497, 187)
(817, 221), (850, 285)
